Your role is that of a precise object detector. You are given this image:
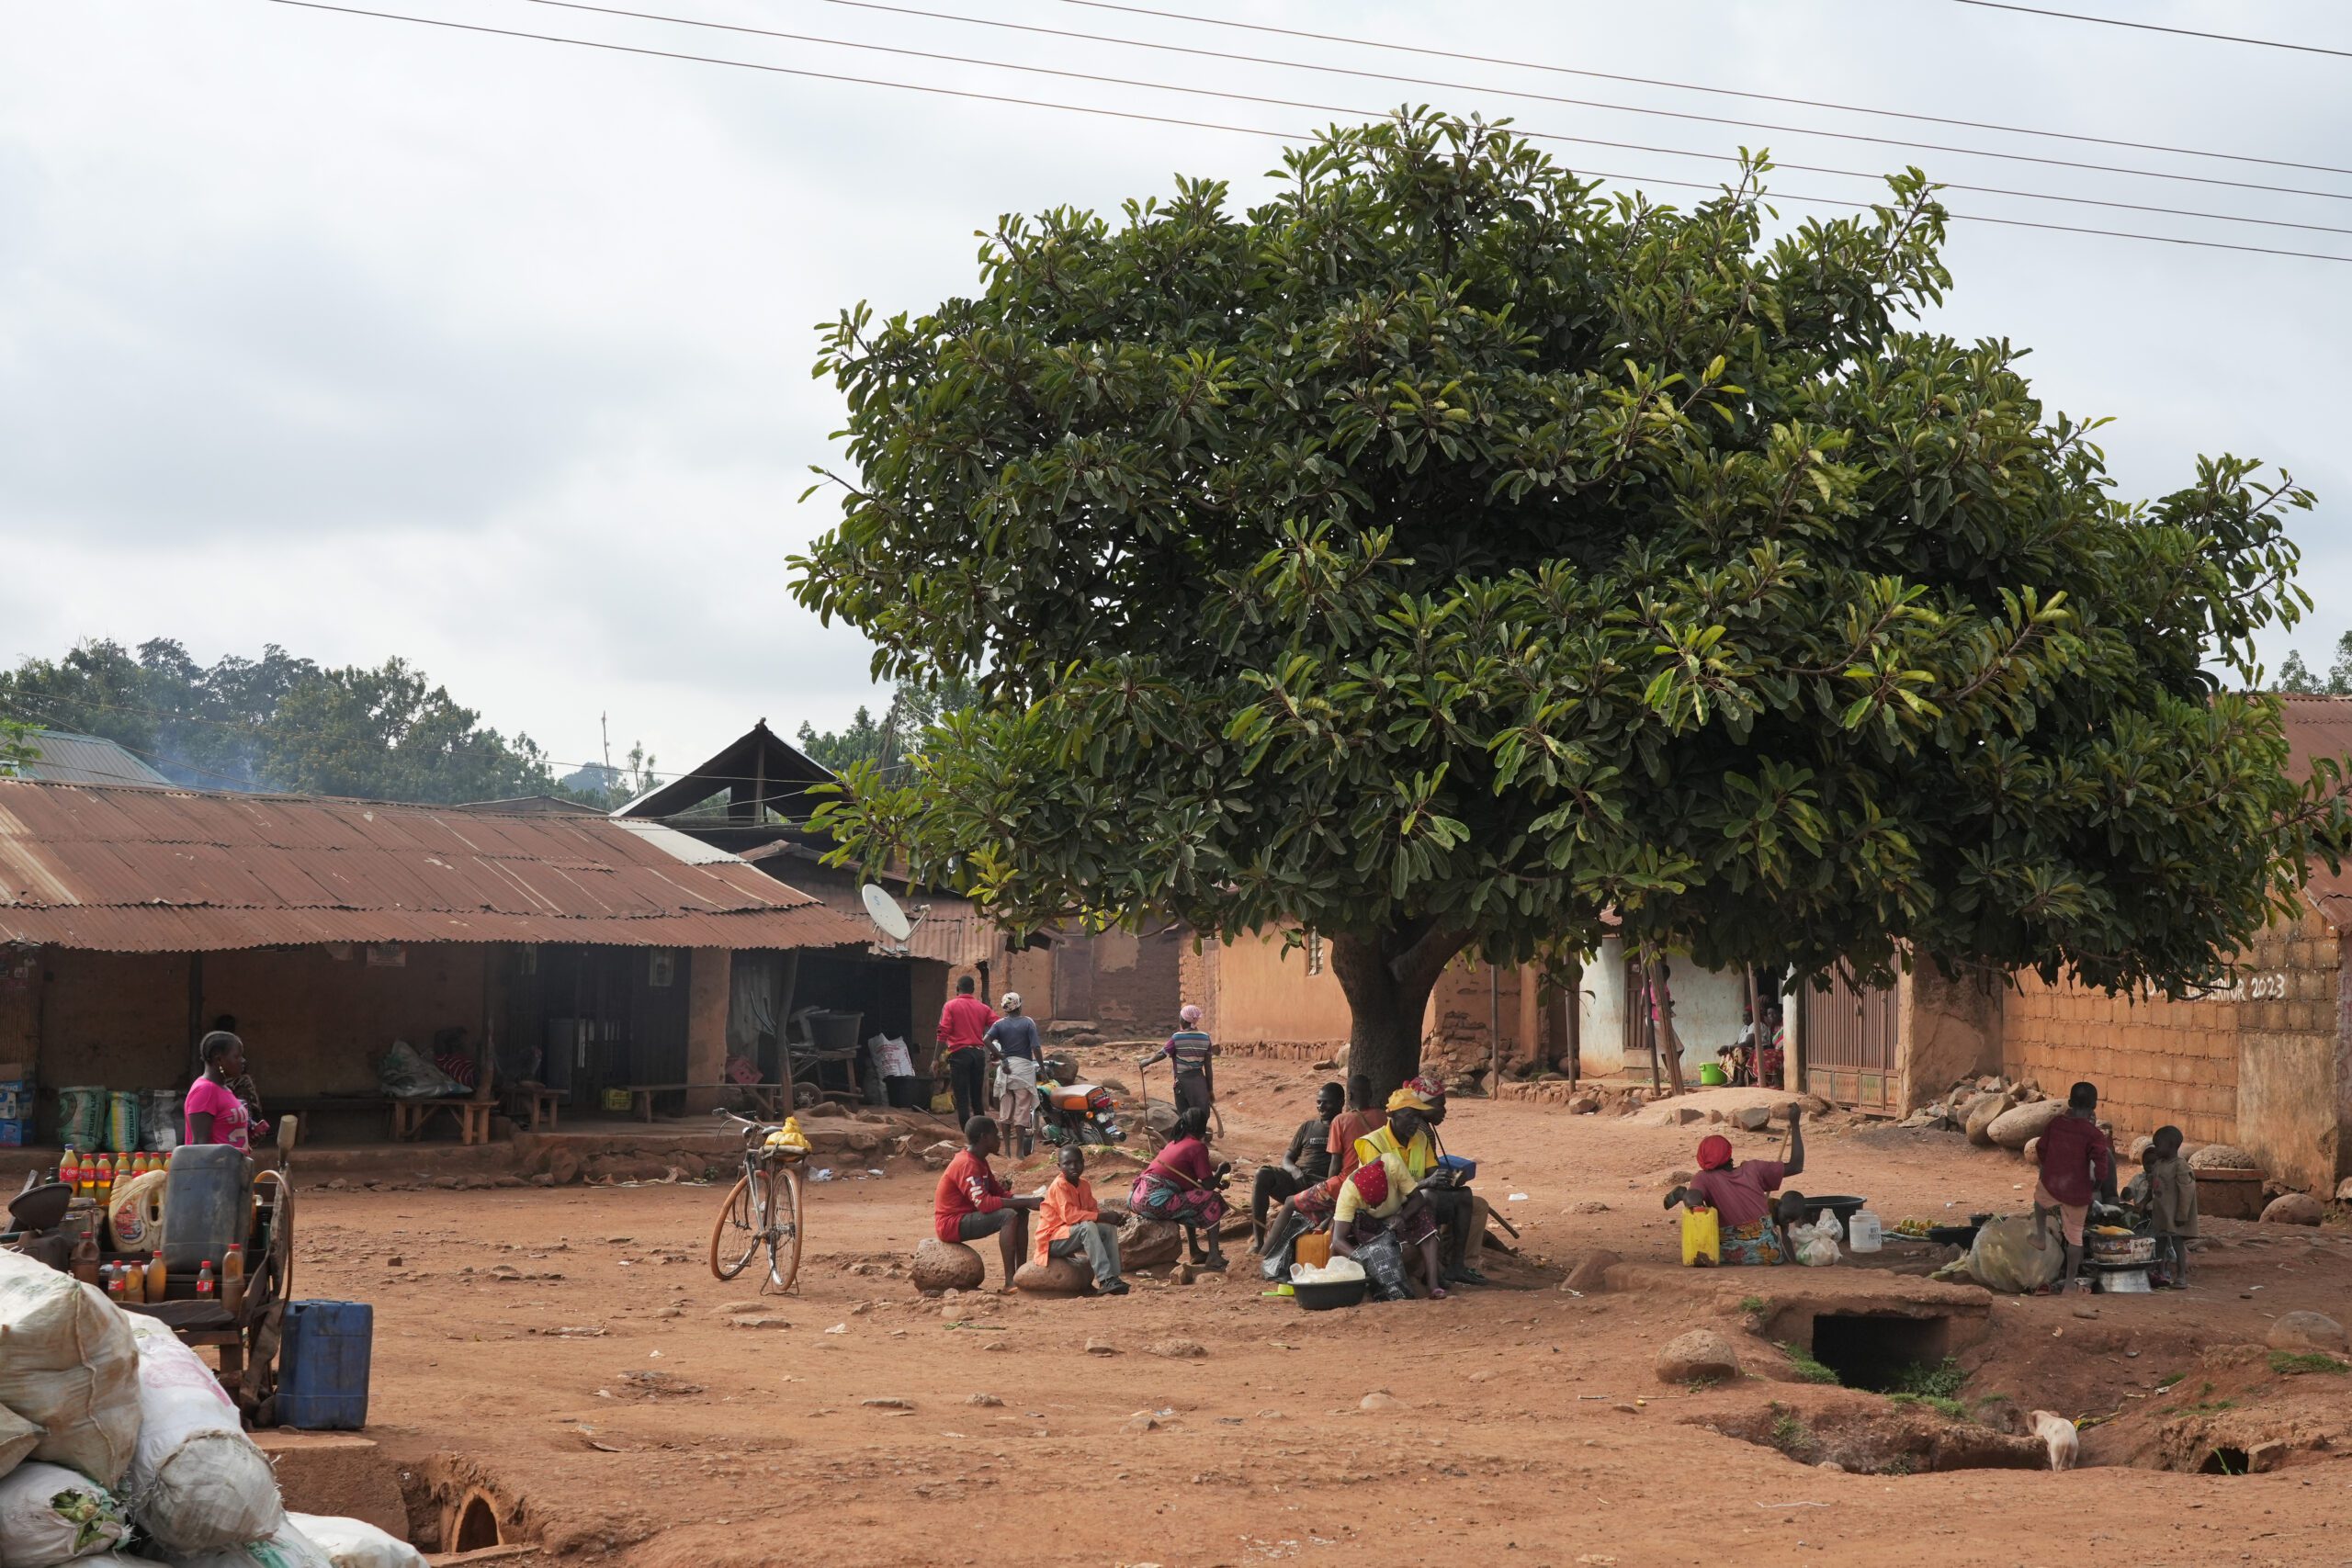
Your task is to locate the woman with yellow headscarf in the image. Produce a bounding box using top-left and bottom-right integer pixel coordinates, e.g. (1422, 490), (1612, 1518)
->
(1330, 1097), (1447, 1299)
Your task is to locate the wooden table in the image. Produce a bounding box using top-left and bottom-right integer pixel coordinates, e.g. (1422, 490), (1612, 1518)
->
(506, 1087), (563, 1131)
(390, 1098), (495, 1145)
(623, 1082), (790, 1123)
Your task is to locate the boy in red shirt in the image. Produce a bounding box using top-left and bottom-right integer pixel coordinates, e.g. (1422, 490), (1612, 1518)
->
(936, 976), (1000, 1129)
(2032, 1081), (2115, 1292)
(932, 1117), (1039, 1289)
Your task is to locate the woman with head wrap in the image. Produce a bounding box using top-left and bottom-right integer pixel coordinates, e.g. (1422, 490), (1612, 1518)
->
(1137, 1004), (1219, 1119)
(1330, 1100), (1446, 1299)
(1667, 1104), (1806, 1265)
(1129, 1107), (1232, 1269)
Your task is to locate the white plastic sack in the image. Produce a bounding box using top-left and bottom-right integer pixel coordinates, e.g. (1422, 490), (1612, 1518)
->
(124, 1318), (284, 1554)
(1965, 1216), (2066, 1294)
(0, 1250), (139, 1486)
(0, 1406), (41, 1483)
(287, 1516), (425, 1568)
(0, 1461), (130, 1566)
(373, 1041), (458, 1101)
(167, 1520), (332, 1568)
(1287, 1257), (1365, 1286)
(1792, 1217), (1842, 1268)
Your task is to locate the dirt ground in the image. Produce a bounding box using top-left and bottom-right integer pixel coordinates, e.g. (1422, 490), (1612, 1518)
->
(295, 1057), (2352, 1568)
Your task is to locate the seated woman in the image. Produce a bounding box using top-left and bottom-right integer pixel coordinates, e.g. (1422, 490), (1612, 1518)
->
(1329, 1102), (1445, 1300)
(1666, 1106), (1804, 1265)
(1129, 1108), (1232, 1269)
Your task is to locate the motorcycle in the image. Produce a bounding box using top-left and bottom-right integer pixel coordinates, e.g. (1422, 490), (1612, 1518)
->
(1035, 1077), (1125, 1146)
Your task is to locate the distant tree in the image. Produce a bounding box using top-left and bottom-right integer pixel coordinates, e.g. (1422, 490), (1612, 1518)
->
(793, 112), (2348, 1094)
(2278, 650), (2322, 694)
(797, 676), (979, 776)
(0, 716), (38, 777)
(2274, 630), (2352, 695)
(797, 707), (888, 773)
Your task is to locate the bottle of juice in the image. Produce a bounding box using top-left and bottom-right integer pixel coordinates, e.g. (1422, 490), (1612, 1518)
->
(220, 1244), (245, 1313)
(145, 1252), (168, 1303)
(104, 1264), (125, 1302)
(122, 1259), (145, 1303)
(94, 1155), (114, 1208)
(60, 1150), (79, 1195)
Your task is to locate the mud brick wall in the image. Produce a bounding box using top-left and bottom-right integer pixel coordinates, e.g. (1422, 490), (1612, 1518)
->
(2000, 906), (2348, 1192)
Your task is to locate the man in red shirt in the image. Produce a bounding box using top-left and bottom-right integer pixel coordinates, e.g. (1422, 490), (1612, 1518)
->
(932, 1116), (1040, 1288)
(2033, 1081), (2115, 1292)
(936, 975), (999, 1130)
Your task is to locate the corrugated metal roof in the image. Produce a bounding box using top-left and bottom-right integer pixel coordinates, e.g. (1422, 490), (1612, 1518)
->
(9, 731), (172, 787)
(735, 840), (1000, 964)
(2283, 695), (2352, 931)
(0, 779), (875, 954)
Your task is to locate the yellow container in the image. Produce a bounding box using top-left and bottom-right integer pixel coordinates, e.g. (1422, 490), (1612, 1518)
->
(1294, 1230), (1332, 1270)
(601, 1089), (632, 1112)
(1681, 1206), (1720, 1267)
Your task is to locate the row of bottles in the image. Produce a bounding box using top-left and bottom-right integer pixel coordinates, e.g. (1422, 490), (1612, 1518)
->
(55, 1149), (171, 1203)
(76, 1238), (242, 1309)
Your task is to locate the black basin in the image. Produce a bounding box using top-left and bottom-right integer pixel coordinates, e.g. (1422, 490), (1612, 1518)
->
(1799, 1194), (1868, 1241)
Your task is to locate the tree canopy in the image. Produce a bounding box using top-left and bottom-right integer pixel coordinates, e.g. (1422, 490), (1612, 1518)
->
(791, 112), (2346, 1091)
(2277, 630), (2352, 694)
(0, 637), (619, 806)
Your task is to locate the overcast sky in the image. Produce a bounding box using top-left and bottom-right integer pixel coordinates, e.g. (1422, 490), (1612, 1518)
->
(6, 0), (2349, 780)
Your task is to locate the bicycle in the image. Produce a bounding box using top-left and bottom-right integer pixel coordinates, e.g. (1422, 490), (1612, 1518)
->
(707, 1110), (806, 1293)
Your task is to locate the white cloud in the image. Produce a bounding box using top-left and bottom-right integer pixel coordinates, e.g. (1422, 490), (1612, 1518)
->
(3, 0), (2346, 773)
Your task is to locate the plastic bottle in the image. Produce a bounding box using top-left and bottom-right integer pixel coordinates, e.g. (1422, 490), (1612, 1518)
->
(145, 1253), (168, 1303)
(122, 1259), (145, 1303)
(94, 1155), (114, 1208)
(61, 1150), (80, 1196)
(221, 1243), (245, 1313)
(104, 1264), (125, 1302)
(196, 1261), (215, 1300)
(72, 1230), (99, 1285)
(1849, 1210), (1883, 1253)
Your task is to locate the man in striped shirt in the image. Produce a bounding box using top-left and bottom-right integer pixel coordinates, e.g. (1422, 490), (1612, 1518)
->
(1138, 1004), (1218, 1118)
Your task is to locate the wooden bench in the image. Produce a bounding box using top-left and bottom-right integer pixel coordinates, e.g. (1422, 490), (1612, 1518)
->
(622, 1082), (789, 1123)
(389, 1097), (495, 1145)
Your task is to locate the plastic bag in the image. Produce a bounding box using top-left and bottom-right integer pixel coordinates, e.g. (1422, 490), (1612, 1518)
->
(0, 1249), (140, 1486)
(287, 1515), (427, 1568)
(1965, 1215), (2066, 1294)
(124, 1317), (286, 1553)
(1352, 1231), (1409, 1298)
(170, 1521), (334, 1568)
(1287, 1256), (1365, 1287)
(1680, 1206), (1721, 1267)
(0, 1462), (130, 1566)
(373, 1041), (459, 1101)
(1792, 1216), (1842, 1268)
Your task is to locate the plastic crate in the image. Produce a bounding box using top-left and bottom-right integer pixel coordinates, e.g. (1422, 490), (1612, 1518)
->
(0, 1082), (30, 1122)
(0, 1120), (24, 1147)
(278, 1300), (374, 1430)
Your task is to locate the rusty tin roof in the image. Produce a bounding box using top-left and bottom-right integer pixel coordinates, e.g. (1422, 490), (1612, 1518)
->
(2283, 695), (2352, 931)
(0, 780), (874, 953)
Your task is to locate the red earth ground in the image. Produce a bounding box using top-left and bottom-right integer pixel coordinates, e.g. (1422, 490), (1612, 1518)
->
(290, 1055), (2352, 1568)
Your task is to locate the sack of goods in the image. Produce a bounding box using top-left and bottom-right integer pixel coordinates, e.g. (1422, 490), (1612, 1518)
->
(169, 1520), (334, 1568)
(0, 1250), (140, 1485)
(1792, 1217), (1844, 1269)
(288, 1513), (428, 1568)
(123, 1317), (286, 1553)
(0, 1462), (130, 1567)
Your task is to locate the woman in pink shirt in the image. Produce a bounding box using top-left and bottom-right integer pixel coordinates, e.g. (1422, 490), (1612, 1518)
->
(185, 1031), (260, 1151)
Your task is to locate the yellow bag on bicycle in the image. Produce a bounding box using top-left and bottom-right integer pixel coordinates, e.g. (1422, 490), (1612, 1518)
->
(1681, 1205), (1720, 1268)
(765, 1117), (813, 1158)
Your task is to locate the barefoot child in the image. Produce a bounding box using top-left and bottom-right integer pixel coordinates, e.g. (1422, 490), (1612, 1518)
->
(1035, 1145), (1128, 1294)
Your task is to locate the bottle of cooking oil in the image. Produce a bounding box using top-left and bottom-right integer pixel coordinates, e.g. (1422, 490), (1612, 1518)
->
(145, 1252), (169, 1303)
(220, 1243), (244, 1313)
(72, 1230), (99, 1285)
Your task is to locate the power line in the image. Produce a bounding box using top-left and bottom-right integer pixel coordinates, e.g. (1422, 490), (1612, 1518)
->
(1944, 0), (2352, 60)
(258, 0), (2352, 263)
(1046, 0), (2352, 189)
(521, 0), (2352, 238)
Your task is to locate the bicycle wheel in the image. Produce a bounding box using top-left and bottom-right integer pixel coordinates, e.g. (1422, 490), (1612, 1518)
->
(764, 1164), (805, 1293)
(709, 1171), (763, 1280)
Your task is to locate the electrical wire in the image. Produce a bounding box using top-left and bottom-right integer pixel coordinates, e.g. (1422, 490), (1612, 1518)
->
(1944, 0), (2352, 60)
(519, 0), (2352, 238)
(1046, 0), (2352, 184)
(258, 0), (2352, 263)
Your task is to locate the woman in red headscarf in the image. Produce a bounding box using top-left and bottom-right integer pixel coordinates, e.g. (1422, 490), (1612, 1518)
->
(1669, 1104), (1805, 1265)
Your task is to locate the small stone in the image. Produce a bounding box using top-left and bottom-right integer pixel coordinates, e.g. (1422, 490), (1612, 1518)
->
(860, 1397), (913, 1410)
(1148, 1338), (1207, 1360)
(2267, 1311), (2347, 1354)
(967, 1393), (1003, 1406)
(606, 1235), (634, 1245)
(2336, 1176), (2352, 1204)
(385, 1257), (402, 1268)
(1566, 1096), (1600, 1114)
(1656, 1328), (1741, 1384)
(1123, 1412), (1159, 1433)
(1734, 1106), (1773, 1132)
(2261, 1192), (2324, 1226)
(729, 1314), (792, 1330)
(1467, 1369), (1496, 1383)
(1170, 1262), (1196, 1286)
(1085, 1337), (1119, 1356)
(1568, 1201), (1611, 1215)
(1817, 1461), (1845, 1472)
(1360, 1392), (1405, 1412)
(1672, 1106), (1705, 1126)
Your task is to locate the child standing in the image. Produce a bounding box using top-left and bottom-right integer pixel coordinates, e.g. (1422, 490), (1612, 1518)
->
(2145, 1125), (2199, 1288)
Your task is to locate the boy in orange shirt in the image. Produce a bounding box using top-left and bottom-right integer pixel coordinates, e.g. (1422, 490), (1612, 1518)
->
(1035, 1145), (1127, 1295)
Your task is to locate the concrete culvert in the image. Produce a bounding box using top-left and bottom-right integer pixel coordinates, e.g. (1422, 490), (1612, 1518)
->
(450, 1491), (503, 1553)
(2199, 1447), (2252, 1476)
(1809, 1314), (1952, 1392)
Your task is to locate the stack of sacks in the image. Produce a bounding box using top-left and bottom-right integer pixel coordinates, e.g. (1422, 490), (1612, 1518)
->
(0, 1253), (418, 1568)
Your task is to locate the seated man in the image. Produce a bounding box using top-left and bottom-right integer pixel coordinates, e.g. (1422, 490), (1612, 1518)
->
(933, 1117), (1042, 1289)
(1035, 1145), (1128, 1295)
(1251, 1081), (1342, 1249)
(1330, 1103), (1445, 1300)
(1406, 1077), (1490, 1287)
(1666, 1106), (1805, 1265)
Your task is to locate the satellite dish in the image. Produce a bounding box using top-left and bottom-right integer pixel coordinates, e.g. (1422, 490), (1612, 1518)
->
(861, 883), (913, 942)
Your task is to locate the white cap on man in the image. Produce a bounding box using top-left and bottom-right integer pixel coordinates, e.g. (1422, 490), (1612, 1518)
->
(1001, 991), (1023, 1012)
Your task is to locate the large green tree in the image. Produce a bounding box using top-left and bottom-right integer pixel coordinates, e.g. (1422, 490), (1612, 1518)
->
(791, 113), (2345, 1093)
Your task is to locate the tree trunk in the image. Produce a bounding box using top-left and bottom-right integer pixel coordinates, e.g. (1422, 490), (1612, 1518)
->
(1329, 926), (1468, 1101)
(1645, 955), (1690, 1097)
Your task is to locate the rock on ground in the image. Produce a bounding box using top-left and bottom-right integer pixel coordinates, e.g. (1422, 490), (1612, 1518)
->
(1148, 1338), (1207, 1359)
(2261, 1191), (2324, 1226)
(1656, 1328), (1741, 1384)
(911, 1238), (988, 1293)
(2266, 1310), (2347, 1353)
(1012, 1258), (1092, 1295)
(1734, 1106), (1774, 1132)
(2338, 1176), (2352, 1203)
(1117, 1216), (1185, 1269)
(1986, 1099), (2065, 1152)
(1562, 1250), (1620, 1293)
(1963, 1096), (2006, 1146)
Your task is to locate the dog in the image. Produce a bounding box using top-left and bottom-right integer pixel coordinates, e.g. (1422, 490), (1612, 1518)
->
(2030, 1409), (2079, 1472)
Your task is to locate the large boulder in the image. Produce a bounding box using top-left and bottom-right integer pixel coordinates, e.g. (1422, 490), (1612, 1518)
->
(1656, 1328), (1741, 1385)
(1116, 1215), (1185, 1269)
(1986, 1100), (2066, 1152)
(1012, 1258), (1093, 1295)
(2261, 1191), (2325, 1226)
(2338, 1176), (2352, 1204)
(2267, 1311), (2348, 1354)
(1962, 1095), (2006, 1146)
(911, 1238), (988, 1293)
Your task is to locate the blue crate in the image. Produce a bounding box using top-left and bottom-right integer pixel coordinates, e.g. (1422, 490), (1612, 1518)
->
(278, 1301), (373, 1430)
(0, 1120), (23, 1147)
